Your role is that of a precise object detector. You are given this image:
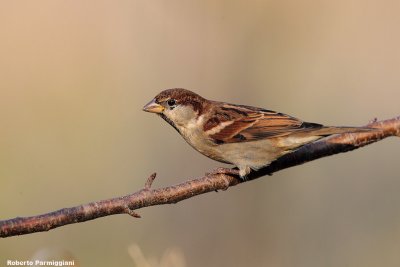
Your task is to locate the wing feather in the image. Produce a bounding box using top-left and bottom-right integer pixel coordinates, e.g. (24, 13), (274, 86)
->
(204, 104), (323, 144)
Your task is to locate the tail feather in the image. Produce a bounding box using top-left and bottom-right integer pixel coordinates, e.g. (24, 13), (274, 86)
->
(276, 124), (375, 150)
(306, 126), (375, 137)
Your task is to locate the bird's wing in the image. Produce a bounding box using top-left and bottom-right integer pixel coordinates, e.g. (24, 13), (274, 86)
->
(203, 103), (323, 144)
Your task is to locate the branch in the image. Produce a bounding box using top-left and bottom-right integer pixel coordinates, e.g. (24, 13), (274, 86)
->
(1, 116), (399, 238)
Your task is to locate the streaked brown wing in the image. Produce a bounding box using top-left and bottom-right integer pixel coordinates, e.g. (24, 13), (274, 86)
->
(205, 104), (322, 144)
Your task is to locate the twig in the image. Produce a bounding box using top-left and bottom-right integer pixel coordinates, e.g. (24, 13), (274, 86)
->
(1, 116), (399, 238)
(144, 172), (157, 190)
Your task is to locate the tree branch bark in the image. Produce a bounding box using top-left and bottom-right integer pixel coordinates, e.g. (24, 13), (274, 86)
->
(1, 116), (399, 238)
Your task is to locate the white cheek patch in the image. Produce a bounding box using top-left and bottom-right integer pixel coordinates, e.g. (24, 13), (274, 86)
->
(164, 105), (198, 128)
(205, 121), (234, 135)
(164, 109), (178, 122)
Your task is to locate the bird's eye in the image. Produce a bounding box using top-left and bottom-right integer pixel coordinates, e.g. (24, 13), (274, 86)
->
(167, 99), (176, 107)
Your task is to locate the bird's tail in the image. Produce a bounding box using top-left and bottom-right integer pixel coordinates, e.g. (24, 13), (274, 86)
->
(278, 123), (377, 150)
(307, 125), (376, 137)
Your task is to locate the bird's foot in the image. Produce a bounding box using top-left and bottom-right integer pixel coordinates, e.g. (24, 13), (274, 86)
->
(206, 167), (240, 177)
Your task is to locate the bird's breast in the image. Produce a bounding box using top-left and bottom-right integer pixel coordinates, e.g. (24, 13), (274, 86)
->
(176, 122), (227, 162)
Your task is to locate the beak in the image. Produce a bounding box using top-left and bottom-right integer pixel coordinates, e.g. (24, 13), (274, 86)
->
(142, 99), (165, 113)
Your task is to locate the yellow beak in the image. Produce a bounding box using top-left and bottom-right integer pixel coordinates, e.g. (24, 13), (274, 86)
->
(142, 99), (165, 113)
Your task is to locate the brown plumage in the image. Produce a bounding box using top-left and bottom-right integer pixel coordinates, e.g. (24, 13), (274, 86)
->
(143, 88), (373, 178)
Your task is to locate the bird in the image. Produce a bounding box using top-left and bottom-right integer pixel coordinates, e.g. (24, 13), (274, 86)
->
(143, 88), (372, 179)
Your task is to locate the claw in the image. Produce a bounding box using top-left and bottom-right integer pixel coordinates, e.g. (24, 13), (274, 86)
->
(206, 167), (240, 177)
(369, 117), (378, 124)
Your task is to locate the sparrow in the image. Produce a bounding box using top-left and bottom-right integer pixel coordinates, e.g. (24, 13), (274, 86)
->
(143, 88), (371, 179)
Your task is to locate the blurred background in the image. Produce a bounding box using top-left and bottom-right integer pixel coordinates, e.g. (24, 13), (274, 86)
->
(1, 1), (399, 266)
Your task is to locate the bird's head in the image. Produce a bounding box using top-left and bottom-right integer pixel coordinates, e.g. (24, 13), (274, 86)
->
(143, 88), (207, 128)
